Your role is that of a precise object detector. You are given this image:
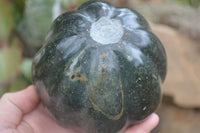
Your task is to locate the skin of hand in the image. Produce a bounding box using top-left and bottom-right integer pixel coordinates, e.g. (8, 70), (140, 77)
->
(0, 85), (159, 133)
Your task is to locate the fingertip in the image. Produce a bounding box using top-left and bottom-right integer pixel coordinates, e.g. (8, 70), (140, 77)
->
(143, 113), (159, 132)
(17, 85), (41, 113)
(1, 85), (40, 114)
(24, 85), (40, 102)
(0, 85), (40, 128)
(124, 113), (159, 133)
(149, 113), (159, 128)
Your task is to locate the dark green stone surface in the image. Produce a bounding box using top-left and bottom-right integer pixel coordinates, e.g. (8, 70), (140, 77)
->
(32, 1), (167, 133)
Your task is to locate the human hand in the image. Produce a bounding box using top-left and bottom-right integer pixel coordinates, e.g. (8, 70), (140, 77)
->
(0, 85), (159, 133)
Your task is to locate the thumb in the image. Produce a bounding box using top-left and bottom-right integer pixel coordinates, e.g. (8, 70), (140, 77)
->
(124, 113), (159, 133)
(0, 85), (40, 129)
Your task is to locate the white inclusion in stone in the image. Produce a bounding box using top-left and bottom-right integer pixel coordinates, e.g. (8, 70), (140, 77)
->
(143, 106), (147, 111)
(90, 17), (124, 45)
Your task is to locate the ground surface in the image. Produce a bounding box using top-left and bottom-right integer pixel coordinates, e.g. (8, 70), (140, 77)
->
(152, 23), (200, 133)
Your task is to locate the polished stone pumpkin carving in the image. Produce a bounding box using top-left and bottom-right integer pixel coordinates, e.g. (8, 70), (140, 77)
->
(32, 1), (167, 133)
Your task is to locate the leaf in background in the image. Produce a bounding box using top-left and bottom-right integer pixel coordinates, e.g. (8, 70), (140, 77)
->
(0, 39), (21, 84)
(61, 0), (89, 10)
(7, 77), (28, 93)
(77, 0), (90, 6)
(21, 58), (32, 83)
(0, 86), (6, 97)
(0, 77), (28, 97)
(10, 0), (26, 28)
(173, 0), (200, 7)
(0, 0), (12, 41)
(17, 0), (62, 56)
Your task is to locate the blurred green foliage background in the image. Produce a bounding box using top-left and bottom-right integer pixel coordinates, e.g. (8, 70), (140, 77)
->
(0, 0), (89, 97)
(0, 0), (199, 97)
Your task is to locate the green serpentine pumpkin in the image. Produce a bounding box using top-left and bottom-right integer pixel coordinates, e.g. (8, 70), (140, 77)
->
(32, 1), (167, 133)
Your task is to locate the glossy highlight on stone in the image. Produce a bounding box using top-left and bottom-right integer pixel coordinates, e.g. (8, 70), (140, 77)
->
(32, 1), (167, 133)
